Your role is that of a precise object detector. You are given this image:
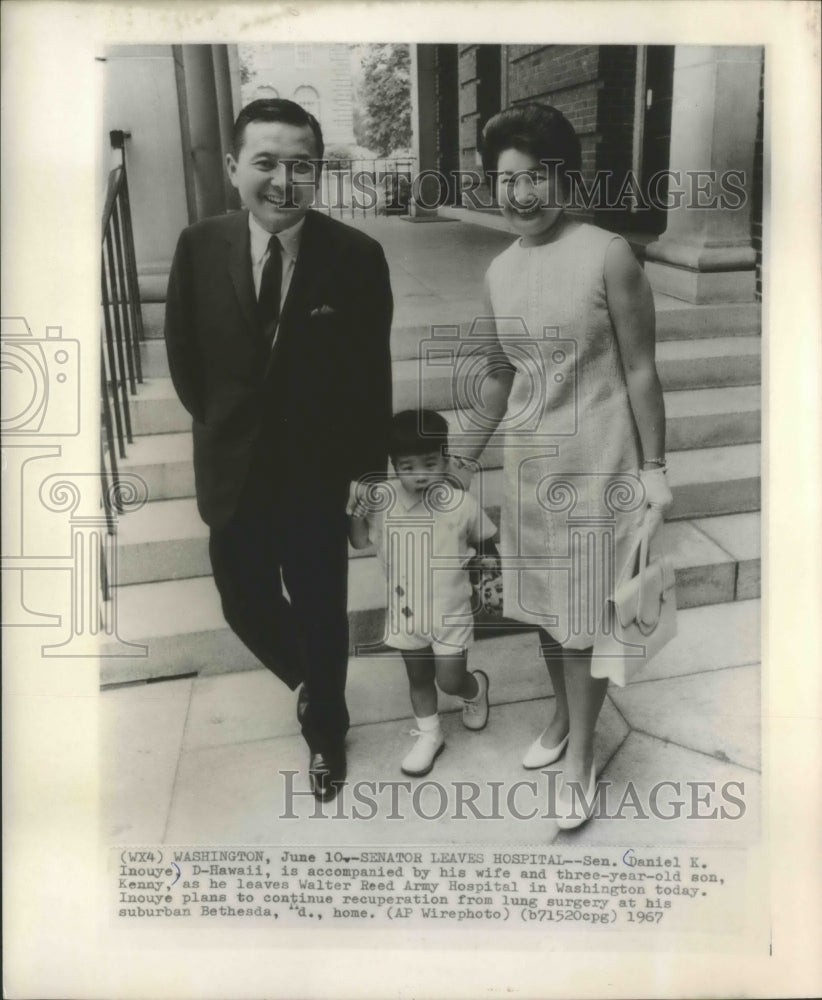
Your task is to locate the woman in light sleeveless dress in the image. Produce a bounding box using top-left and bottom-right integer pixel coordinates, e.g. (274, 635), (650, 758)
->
(456, 105), (673, 828)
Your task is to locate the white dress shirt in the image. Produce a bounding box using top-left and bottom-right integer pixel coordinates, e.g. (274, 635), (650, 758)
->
(248, 212), (304, 305)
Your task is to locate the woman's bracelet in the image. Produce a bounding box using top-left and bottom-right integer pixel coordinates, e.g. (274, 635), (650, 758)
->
(642, 458), (667, 471)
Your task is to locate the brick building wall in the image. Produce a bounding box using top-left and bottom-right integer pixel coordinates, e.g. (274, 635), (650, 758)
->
(456, 44), (640, 225)
(506, 44), (601, 183)
(458, 44), (501, 206)
(434, 45), (460, 204)
(240, 43), (356, 147)
(506, 45), (640, 226)
(458, 45), (481, 168)
(596, 46), (640, 229)
(447, 43), (763, 269)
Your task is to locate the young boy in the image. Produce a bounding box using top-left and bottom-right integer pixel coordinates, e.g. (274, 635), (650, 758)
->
(349, 409), (497, 776)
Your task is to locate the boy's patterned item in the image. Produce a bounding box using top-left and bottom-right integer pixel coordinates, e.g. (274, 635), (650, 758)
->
(365, 482), (497, 654)
(467, 553), (504, 617)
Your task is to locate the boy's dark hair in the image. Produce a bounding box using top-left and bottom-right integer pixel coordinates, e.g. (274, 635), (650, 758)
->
(232, 98), (325, 159)
(480, 103), (581, 195)
(390, 409), (449, 463)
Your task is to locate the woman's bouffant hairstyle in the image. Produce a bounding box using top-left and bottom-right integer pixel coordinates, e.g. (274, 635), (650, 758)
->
(481, 103), (582, 195)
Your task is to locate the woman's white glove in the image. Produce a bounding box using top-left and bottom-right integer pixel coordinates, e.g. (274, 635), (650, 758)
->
(639, 467), (673, 539)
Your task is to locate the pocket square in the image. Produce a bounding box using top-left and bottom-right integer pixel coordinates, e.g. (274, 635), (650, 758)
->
(310, 304), (336, 317)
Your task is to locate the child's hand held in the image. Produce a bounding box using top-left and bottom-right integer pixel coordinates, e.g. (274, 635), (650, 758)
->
(346, 479), (372, 517)
(449, 453), (476, 490)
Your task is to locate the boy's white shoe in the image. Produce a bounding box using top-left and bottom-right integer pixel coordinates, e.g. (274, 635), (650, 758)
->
(401, 727), (445, 776)
(461, 669), (490, 731)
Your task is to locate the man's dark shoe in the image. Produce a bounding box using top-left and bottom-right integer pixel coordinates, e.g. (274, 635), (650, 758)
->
(309, 749), (346, 801)
(296, 684), (309, 724)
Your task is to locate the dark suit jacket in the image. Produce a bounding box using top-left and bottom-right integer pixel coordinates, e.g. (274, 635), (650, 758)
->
(164, 209), (393, 528)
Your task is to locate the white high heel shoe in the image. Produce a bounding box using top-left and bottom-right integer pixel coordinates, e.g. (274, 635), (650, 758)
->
(555, 763), (598, 830)
(522, 730), (569, 769)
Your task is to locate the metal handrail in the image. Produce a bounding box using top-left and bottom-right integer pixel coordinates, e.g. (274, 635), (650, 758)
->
(100, 130), (145, 591)
(318, 157), (415, 218)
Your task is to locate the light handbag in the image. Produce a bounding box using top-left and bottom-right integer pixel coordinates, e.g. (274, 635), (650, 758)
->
(591, 525), (677, 686)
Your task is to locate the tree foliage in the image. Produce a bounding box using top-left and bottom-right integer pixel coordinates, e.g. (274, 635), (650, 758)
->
(358, 44), (412, 156)
(238, 46), (255, 87)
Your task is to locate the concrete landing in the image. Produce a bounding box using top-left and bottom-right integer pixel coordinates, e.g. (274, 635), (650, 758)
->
(102, 599), (760, 847)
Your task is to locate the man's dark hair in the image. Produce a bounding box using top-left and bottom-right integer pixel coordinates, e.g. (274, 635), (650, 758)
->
(232, 98), (324, 159)
(390, 409), (449, 463)
(481, 103), (581, 194)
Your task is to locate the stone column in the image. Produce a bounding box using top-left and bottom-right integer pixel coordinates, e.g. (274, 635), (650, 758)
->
(211, 44), (241, 212)
(644, 46), (763, 303)
(408, 44), (439, 218)
(177, 45), (230, 221)
(226, 44), (243, 117)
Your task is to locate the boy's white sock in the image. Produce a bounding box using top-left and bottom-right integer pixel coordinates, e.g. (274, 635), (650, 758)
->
(414, 713), (441, 732)
(463, 676), (482, 701)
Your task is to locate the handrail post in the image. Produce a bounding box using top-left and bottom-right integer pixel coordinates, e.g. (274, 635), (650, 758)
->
(100, 128), (147, 614)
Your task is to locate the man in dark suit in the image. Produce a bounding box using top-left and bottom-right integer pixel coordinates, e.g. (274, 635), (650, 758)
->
(164, 99), (393, 800)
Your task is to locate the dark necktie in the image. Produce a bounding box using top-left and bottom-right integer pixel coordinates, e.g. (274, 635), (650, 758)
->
(257, 234), (282, 348)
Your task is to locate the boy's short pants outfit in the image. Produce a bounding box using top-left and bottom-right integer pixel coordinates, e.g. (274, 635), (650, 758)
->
(365, 482), (496, 654)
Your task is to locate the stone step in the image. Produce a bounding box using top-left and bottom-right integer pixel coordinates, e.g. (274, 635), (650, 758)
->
(129, 373), (760, 450)
(116, 449), (763, 581)
(116, 493), (384, 586)
(139, 339), (170, 377)
(653, 335), (760, 390)
(341, 512), (760, 649)
(407, 383), (760, 454)
(691, 511), (761, 600)
(393, 348), (761, 410)
(116, 496), (210, 585)
(137, 270), (171, 303)
(128, 378), (189, 436)
(664, 442), (760, 519)
(387, 304), (761, 361)
(102, 543), (760, 690)
(112, 458), (760, 596)
(139, 331), (761, 408)
(115, 470), (759, 607)
(120, 425), (760, 520)
(658, 384), (761, 451)
(390, 334), (761, 391)
(142, 292), (761, 342)
(141, 301), (167, 338)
